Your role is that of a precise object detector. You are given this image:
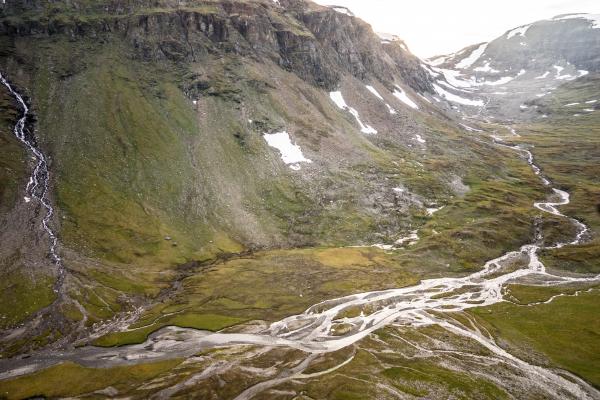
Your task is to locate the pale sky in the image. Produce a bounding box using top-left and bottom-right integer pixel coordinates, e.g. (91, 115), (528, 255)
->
(313, 0), (600, 58)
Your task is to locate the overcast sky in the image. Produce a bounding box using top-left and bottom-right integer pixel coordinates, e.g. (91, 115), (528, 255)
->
(313, 0), (600, 58)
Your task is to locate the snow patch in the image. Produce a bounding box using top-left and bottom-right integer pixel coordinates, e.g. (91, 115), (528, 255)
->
(366, 85), (397, 114)
(263, 131), (312, 170)
(377, 32), (399, 41)
(456, 43), (487, 69)
(426, 206), (444, 216)
(428, 55), (450, 66)
(432, 84), (484, 107)
(392, 86), (419, 109)
(459, 123), (483, 132)
(474, 61), (500, 73)
(535, 71), (550, 79)
(330, 6), (354, 16)
(365, 85), (384, 100)
(434, 68), (475, 88)
(415, 134), (426, 144)
(329, 91), (377, 134)
(481, 76), (515, 86)
(507, 24), (532, 39)
(422, 64), (441, 78)
(395, 231), (419, 246)
(435, 67), (523, 88)
(553, 65), (573, 80)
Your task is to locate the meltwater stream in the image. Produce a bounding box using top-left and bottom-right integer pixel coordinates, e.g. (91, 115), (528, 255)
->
(0, 72), (64, 290)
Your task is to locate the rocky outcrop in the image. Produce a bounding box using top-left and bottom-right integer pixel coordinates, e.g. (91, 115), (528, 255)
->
(0, 0), (433, 91)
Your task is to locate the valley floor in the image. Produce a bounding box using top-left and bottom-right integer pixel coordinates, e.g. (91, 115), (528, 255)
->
(1, 113), (599, 399)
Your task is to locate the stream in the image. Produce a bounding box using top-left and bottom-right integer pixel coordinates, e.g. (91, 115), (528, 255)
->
(0, 72), (64, 291)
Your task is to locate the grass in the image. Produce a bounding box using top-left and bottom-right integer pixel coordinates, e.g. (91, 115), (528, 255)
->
(381, 360), (509, 399)
(541, 242), (600, 274)
(0, 6), (597, 400)
(1, 6), (597, 395)
(0, 271), (56, 329)
(93, 313), (246, 347)
(504, 283), (598, 304)
(0, 81), (59, 329)
(469, 81), (600, 387)
(472, 289), (600, 387)
(0, 359), (182, 399)
(297, 334), (508, 399)
(514, 74), (600, 274)
(93, 246), (420, 346)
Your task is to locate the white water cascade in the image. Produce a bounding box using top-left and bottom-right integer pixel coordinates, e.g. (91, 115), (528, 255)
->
(0, 72), (64, 290)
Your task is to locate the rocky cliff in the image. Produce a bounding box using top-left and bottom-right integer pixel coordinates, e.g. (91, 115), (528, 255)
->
(1, 0), (433, 92)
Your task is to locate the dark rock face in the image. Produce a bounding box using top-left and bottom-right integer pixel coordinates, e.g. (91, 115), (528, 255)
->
(284, 0), (432, 91)
(0, 0), (434, 92)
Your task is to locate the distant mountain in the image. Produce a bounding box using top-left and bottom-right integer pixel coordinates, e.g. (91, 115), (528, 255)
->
(424, 14), (600, 118)
(434, 14), (600, 74)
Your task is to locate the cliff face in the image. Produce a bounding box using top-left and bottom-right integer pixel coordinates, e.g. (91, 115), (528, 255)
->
(0, 0), (433, 92)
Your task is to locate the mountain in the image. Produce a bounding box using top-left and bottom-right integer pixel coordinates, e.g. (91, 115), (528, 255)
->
(448, 14), (600, 72)
(0, 2), (599, 399)
(426, 14), (600, 118)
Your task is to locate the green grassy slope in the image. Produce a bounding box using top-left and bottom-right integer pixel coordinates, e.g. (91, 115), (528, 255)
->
(473, 289), (600, 388)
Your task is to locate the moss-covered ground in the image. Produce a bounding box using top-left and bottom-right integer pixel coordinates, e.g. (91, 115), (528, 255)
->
(472, 288), (600, 388)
